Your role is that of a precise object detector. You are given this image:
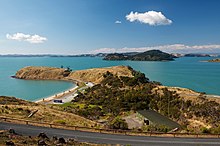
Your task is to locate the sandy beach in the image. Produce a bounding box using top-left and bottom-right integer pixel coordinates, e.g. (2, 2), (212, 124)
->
(35, 82), (94, 104)
(35, 85), (78, 104)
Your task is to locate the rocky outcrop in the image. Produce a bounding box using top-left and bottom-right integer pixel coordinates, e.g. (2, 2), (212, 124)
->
(15, 66), (134, 84)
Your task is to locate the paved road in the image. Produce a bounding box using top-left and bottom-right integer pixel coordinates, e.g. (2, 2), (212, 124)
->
(0, 122), (219, 146)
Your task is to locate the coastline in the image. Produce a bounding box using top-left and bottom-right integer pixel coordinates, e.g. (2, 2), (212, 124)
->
(35, 85), (78, 104)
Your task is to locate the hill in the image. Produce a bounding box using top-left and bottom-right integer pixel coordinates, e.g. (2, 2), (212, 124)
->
(15, 66), (134, 84)
(103, 50), (176, 61)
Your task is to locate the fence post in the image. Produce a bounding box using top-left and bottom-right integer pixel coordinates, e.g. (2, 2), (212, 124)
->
(26, 121), (28, 125)
(99, 129), (102, 133)
(173, 133), (175, 138)
(49, 124), (52, 128)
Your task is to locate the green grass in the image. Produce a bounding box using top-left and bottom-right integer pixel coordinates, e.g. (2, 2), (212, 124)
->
(60, 102), (102, 109)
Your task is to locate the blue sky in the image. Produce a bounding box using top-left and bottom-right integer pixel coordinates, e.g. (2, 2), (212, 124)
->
(0, 0), (220, 54)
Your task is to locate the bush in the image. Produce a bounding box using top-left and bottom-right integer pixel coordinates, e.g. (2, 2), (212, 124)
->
(201, 127), (210, 134)
(109, 117), (128, 130)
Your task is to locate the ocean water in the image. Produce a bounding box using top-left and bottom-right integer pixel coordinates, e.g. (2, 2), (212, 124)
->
(0, 56), (220, 101)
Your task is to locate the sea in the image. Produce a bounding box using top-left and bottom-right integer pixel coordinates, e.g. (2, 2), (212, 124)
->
(0, 56), (220, 101)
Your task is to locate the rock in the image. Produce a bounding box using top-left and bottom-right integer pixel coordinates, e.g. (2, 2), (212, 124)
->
(51, 136), (58, 141)
(8, 129), (16, 134)
(5, 141), (15, 146)
(38, 132), (48, 139)
(58, 137), (66, 144)
(67, 138), (76, 143)
(22, 140), (27, 144)
(38, 140), (47, 146)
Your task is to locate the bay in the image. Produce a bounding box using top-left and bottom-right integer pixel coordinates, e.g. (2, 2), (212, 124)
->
(0, 56), (220, 101)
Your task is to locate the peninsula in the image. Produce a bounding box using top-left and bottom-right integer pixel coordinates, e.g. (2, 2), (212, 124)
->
(103, 50), (176, 61)
(13, 65), (220, 134)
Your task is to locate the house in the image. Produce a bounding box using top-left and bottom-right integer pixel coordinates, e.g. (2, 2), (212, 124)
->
(137, 109), (181, 129)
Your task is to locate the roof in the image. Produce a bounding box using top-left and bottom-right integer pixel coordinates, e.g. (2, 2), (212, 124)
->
(137, 110), (181, 129)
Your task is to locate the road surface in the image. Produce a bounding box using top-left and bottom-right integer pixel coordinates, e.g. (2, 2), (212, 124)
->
(0, 122), (219, 146)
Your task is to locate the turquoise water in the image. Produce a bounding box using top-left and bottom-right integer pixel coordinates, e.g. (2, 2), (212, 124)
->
(0, 56), (220, 101)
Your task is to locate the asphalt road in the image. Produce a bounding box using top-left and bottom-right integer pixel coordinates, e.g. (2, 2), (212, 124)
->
(0, 122), (219, 146)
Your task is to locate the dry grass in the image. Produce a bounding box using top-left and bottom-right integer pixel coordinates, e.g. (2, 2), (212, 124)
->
(68, 66), (134, 84)
(0, 96), (100, 128)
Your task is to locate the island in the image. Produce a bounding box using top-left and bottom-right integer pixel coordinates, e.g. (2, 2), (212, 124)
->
(207, 58), (220, 62)
(103, 50), (176, 61)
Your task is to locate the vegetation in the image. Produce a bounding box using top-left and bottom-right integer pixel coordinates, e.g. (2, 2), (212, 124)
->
(60, 67), (220, 132)
(109, 117), (128, 130)
(103, 50), (176, 61)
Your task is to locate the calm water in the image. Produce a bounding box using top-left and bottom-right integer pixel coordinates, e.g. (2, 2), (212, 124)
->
(0, 56), (220, 101)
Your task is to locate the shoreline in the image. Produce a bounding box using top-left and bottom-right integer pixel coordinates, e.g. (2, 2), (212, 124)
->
(35, 85), (78, 104)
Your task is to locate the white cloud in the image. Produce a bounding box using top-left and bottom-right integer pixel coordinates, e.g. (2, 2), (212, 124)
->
(126, 11), (172, 26)
(92, 44), (220, 54)
(6, 33), (47, 44)
(115, 20), (122, 24)
(91, 48), (116, 54)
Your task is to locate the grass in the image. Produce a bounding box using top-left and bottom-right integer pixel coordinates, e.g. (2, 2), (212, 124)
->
(0, 96), (100, 128)
(60, 102), (102, 109)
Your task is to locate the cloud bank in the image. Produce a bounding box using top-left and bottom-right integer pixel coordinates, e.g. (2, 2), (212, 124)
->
(92, 44), (220, 54)
(6, 33), (47, 44)
(126, 11), (172, 26)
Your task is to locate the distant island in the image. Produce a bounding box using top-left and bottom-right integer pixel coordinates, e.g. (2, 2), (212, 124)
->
(207, 58), (220, 62)
(184, 53), (211, 57)
(103, 50), (176, 61)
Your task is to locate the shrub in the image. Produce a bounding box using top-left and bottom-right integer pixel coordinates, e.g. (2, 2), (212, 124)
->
(201, 127), (210, 134)
(109, 117), (128, 130)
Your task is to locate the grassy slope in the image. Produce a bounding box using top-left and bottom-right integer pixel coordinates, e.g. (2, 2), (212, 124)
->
(0, 96), (99, 127)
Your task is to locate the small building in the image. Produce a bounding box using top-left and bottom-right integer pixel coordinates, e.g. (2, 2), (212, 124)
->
(137, 109), (181, 129)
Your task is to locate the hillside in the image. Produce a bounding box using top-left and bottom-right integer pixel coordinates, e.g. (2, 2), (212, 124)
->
(70, 71), (220, 133)
(13, 65), (220, 133)
(0, 96), (99, 128)
(103, 50), (176, 61)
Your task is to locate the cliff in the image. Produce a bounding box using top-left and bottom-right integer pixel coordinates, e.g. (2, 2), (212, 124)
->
(15, 66), (134, 84)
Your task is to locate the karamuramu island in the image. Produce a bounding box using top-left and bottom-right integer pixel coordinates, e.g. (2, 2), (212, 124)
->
(1, 65), (218, 136)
